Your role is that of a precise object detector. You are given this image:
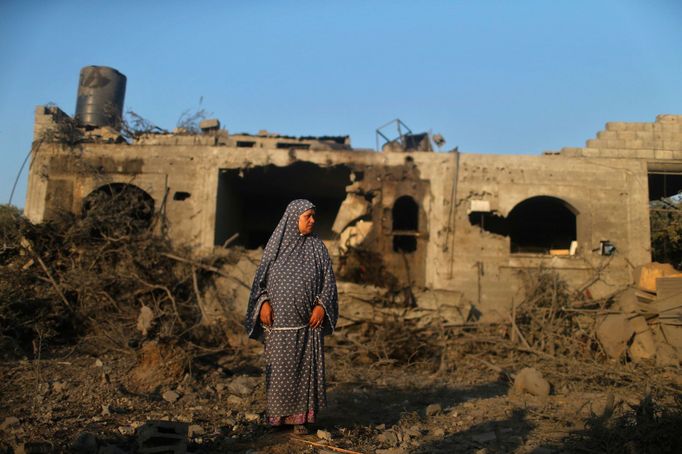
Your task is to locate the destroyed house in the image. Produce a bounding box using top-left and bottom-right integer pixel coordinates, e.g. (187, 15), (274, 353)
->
(23, 67), (682, 320)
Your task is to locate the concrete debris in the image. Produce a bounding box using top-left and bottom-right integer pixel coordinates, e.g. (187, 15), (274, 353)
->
(512, 367), (550, 397)
(338, 220), (373, 253)
(376, 429), (400, 447)
(199, 118), (220, 131)
(187, 424), (204, 437)
(596, 314), (634, 358)
(162, 390), (180, 403)
(655, 343), (679, 367)
(227, 395), (244, 405)
(1, 416), (20, 431)
(634, 262), (678, 294)
(136, 305), (154, 336)
(332, 193), (370, 234)
(244, 413), (260, 422)
(227, 376), (255, 396)
(136, 420), (188, 454)
(425, 403), (443, 416)
(316, 429), (333, 441)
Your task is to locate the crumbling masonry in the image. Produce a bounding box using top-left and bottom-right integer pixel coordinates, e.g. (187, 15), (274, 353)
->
(24, 101), (682, 321)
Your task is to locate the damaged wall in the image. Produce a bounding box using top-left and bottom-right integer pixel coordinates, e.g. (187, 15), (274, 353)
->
(24, 106), (680, 321)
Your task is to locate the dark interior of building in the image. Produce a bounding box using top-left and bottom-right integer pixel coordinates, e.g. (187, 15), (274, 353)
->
(648, 172), (682, 201)
(507, 196), (576, 253)
(392, 195), (419, 252)
(214, 163), (352, 248)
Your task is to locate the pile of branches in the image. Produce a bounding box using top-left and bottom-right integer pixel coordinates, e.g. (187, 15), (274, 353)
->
(0, 194), (233, 360)
(512, 267), (602, 359)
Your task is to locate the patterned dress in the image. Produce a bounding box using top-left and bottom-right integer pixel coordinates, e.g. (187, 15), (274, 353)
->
(244, 199), (338, 425)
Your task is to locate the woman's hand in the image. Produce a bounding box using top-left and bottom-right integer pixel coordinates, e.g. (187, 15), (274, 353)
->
(309, 305), (325, 329)
(259, 301), (273, 326)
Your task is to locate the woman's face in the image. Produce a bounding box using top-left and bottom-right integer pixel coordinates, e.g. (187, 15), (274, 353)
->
(298, 209), (315, 236)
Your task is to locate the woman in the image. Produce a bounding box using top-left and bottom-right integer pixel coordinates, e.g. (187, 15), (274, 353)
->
(244, 199), (338, 435)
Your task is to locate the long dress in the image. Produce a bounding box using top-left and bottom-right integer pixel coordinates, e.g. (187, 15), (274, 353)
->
(244, 199), (338, 425)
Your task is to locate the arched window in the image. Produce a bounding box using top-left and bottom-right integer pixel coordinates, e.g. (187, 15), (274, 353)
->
(82, 183), (155, 234)
(507, 196), (577, 254)
(392, 195), (419, 252)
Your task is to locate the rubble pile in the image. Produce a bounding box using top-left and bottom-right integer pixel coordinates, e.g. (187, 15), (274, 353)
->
(0, 200), (239, 363)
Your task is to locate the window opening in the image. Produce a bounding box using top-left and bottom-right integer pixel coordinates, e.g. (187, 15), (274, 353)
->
(214, 162), (351, 248)
(507, 196), (576, 254)
(392, 195), (419, 252)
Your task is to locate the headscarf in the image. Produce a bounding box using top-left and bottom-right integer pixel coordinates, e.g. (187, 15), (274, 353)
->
(244, 199), (338, 340)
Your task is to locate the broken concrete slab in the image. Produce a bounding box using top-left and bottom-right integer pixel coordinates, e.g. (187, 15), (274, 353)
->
(332, 193), (370, 234)
(338, 220), (373, 253)
(634, 263), (678, 293)
(655, 343), (679, 367)
(596, 314), (635, 358)
(512, 367), (550, 397)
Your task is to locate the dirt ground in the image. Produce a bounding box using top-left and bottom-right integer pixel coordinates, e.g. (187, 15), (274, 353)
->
(1, 333), (680, 454)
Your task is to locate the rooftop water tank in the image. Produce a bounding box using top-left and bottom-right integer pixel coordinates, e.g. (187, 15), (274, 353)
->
(75, 66), (126, 129)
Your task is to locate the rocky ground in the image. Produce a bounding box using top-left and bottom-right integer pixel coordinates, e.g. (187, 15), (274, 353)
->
(1, 333), (680, 454)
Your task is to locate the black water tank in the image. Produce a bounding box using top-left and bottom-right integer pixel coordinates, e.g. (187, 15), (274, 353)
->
(75, 66), (127, 129)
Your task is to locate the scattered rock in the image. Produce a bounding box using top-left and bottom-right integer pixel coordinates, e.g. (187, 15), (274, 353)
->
(316, 429), (333, 441)
(512, 367), (550, 397)
(0, 416), (20, 431)
(596, 314), (635, 358)
(227, 395), (243, 405)
(377, 429), (400, 447)
(244, 413), (260, 422)
(94, 359), (103, 368)
(101, 404), (111, 416)
(162, 390), (180, 403)
(52, 381), (67, 393)
(188, 424), (204, 437)
(136, 305), (154, 336)
(227, 376), (254, 396)
(431, 427), (445, 438)
(425, 403), (442, 416)
(656, 343), (679, 367)
(71, 432), (98, 454)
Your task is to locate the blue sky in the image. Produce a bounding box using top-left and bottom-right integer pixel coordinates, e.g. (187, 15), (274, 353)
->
(1, 0), (681, 207)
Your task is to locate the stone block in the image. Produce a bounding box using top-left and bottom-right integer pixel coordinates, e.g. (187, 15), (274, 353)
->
(199, 119), (220, 131)
(661, 140), (682, 151)
(605, 122), (628, 131)
(636, 131), (655, 140)
(654, 150), (675, 160)
(614, 131), (638, 140)
(559, 147), (584, 157)
(512, 367), (550, 397)
(634, 262), (679, 293)
(585, 139), (603, 148)
(581, 148), (601, 157)
(626, 122), (655, 131)
(632, 149), (656, 159)
(596, 314), (634, 358)
(656, 114), (682, 123)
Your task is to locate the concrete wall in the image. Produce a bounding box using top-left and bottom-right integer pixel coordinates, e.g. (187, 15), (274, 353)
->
(26, 108), (676, 321)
